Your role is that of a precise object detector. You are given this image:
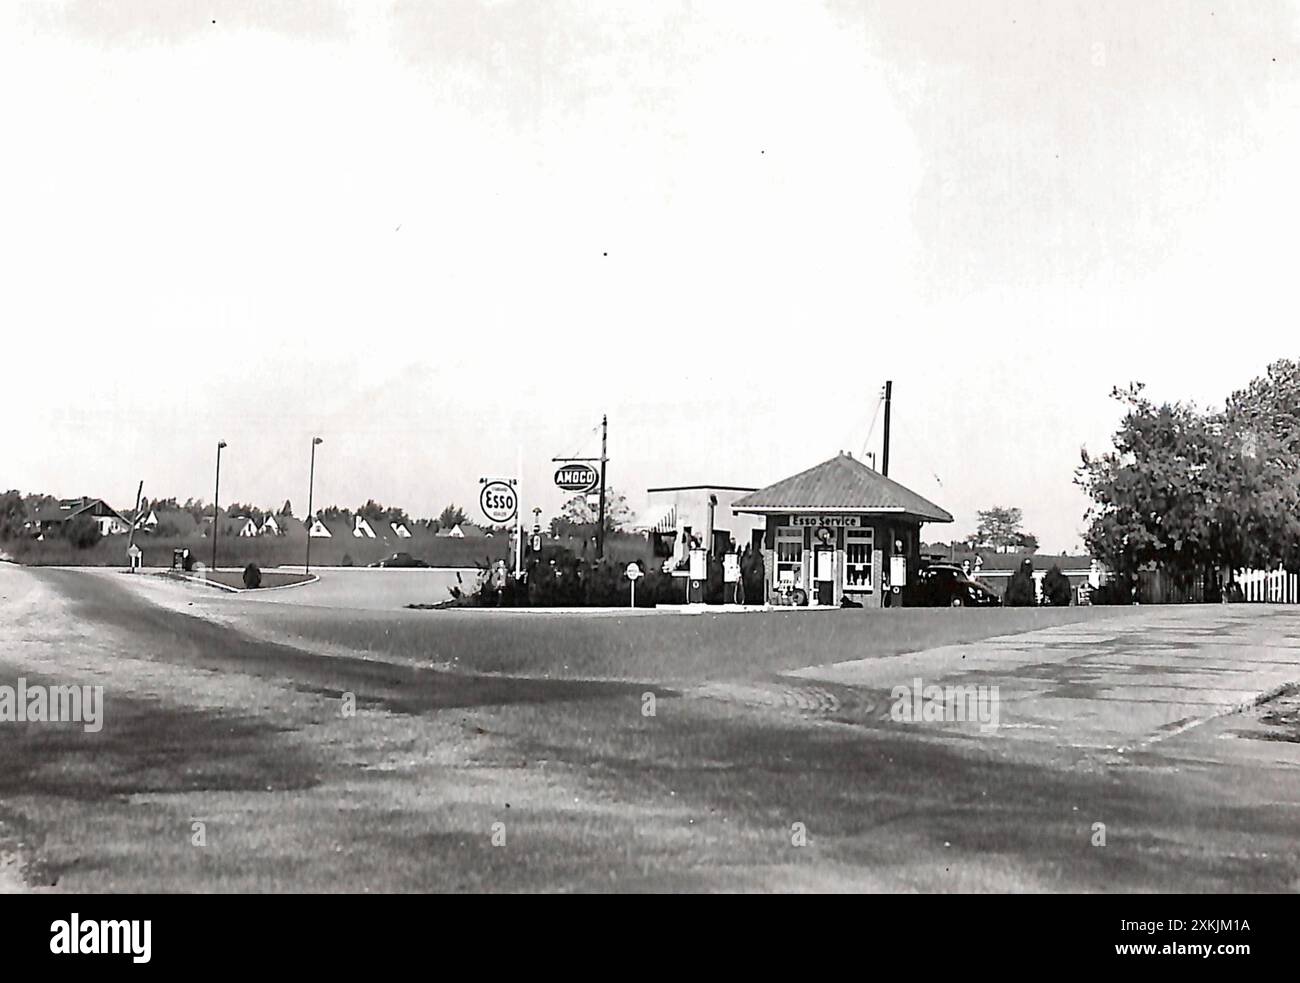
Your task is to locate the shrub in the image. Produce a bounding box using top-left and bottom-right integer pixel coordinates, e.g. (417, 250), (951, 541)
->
(65, 516), (102, 550)
(242, 563), (262, 589)
(1005, 558), (1037, 607)
(1041, 565), (1072, 606)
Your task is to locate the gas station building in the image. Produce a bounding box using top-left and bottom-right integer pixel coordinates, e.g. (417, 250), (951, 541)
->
(732, 452), (952, 606)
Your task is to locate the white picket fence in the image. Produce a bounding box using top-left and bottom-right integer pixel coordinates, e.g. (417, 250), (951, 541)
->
(1236, 568), (1300, 604)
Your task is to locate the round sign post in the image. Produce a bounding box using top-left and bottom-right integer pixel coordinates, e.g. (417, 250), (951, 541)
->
(626, 561), (642, 608)
(479, 480), (518, 525)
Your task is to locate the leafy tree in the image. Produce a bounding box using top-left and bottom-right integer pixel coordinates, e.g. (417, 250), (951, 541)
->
(554, 487), (630, 533)
(1005, 558), (1037, 606)
(1041, 565), (1072, 606)
(439, 504), (468, 529)
(281, 500), (294, 517)
(1075, 383), (1289, 590)
(0, 489), (25, 540)
(1014, 532), (1039, 553)
(975, 507), (1037, 552)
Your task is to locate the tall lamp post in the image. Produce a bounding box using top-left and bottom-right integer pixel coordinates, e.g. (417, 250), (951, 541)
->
(305, 436), (323, 575)
(211, 440), (227, 572)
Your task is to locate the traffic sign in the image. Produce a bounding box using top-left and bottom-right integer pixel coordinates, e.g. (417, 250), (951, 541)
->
(625, 562), (643, 581)
(554, 463), (599, 493)
(480, 480), (518, 524)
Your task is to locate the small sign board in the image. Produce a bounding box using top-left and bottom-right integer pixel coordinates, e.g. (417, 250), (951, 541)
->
(554, 464), (599, 493)
(789, 515), (861, 527)
(480, 480), (518, 524)
(723, 553), (740, 583)
(625, 562), (642, 581)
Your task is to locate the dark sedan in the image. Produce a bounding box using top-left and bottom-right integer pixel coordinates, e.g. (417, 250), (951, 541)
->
(903, 563), (1003, 607)
(369, 552), (429, 568)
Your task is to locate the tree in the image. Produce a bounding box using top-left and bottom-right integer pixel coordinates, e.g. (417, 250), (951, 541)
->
(975, 506), (1037, 553)
(281, 500), (294, 517)
(1041, 565), (1072, 606)
(0, 489), (25, 540)
(65, 515), (101, 550)
(1005, 558), (1037, 606)
(439, 504), (468, 529)
(553, 487), (630, 533)
(1074, 382), (1293, 593)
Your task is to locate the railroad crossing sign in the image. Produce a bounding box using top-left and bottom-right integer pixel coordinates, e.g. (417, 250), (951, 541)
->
(554, 463), (599, 493)
(479, 479), (518, 524)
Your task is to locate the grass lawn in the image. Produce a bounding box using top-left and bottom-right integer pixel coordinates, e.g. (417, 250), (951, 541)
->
(204, 598), (1150, 685)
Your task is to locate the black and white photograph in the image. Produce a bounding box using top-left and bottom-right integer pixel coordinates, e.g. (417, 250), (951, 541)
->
(0, 0), (1296, 955)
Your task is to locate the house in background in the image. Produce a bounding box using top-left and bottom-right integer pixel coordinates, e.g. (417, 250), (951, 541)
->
(388, 519), (413, 539)
(260, 514), (282, 536)
(227, 515), (260, 538)
(970, 553), (1102, 603)
(28, 498), (130, 538)
(133, 509), (159, 531)
(352, 514), (389, 539)
(436, 523), (466, 538)
(307, 515), (333, 538)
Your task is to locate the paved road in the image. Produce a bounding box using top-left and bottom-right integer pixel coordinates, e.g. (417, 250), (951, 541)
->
(1, 562), (1298, 892)
(788, 604), (1300, 749)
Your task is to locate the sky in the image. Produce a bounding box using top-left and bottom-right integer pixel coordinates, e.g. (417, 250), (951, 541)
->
(2, 0), (1298, 552)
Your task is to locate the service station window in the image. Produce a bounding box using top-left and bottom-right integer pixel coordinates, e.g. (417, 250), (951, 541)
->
(775, 527), (804, 586)
(844, 528), (874, 591)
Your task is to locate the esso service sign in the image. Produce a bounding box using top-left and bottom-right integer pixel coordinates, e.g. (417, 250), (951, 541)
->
(480, 481), (518, 524)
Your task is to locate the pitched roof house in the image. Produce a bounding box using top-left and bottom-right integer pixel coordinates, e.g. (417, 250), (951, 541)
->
(29, 498), (130, 538)
(226, 515), (260, 538)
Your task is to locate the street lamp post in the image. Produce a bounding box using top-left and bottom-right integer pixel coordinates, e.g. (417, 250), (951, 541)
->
(212, 440), (227, 572)
(306, 436), (323, 575)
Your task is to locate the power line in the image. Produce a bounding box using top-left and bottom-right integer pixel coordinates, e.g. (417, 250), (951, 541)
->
(859, 388), (885, 461)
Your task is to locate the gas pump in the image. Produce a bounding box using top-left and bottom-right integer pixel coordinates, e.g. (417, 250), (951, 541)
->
(888, 537), (908, 607)
(687, 547), (708, 604)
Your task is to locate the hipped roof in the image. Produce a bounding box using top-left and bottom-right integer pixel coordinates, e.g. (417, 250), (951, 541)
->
(732, 453), (952, 523)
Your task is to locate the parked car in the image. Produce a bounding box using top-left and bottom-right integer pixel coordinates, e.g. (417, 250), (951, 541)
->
(904, 563), (1002, 607)
(370, 552), (429, 568)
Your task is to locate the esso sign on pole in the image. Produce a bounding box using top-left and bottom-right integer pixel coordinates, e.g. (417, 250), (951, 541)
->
(554, 464), (599, 493)
(480, 480), (518, 524)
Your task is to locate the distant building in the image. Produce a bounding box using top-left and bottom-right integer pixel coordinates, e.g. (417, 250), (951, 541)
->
(436, 523), (466, 538)
(388, 519), (413, 539)
(638, 484), (764, 569)
(227, 515), (259, 538)
(29, 498), (130, 538)
(306, 515), (333, 538)
(260, 514), (282, 536)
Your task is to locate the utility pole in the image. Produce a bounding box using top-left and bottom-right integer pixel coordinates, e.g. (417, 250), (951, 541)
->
(212, 440), (227, 572)
(306, 436), (322, 576)
(126, 480), (144, 554)
(597, 414), (608, 560)
(881, 380), (893, 478)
